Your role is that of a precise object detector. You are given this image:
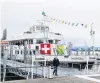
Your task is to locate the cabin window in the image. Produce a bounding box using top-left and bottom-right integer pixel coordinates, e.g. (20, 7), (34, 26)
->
(21, 50), (23, 54)
(36, 26), (40, 30)
(15, 50), (17, 54)
(29, 39), (33, 44)
(33, 50), (35, 55)
(45, 27), (49, 32)
(31, 27), (35, 31)
(21, 41), (24, 45)
(17, 51), (19, 54)
(36, 40), (43, 44)
(48, 40), (53, 44)
(55, 40), (60, 44)
(41, 27), (45, 32)
(15, 50), (19, 54)
(29, 51), (32, 55)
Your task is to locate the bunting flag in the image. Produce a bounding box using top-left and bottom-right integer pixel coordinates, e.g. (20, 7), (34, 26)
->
(42, 11), (46, 16)
(76, 23), (79, 26)
(68, 22), (70, 25)
(65, 22), (67, 24)
(42, 11), (89, 28)
(72, 23), (74, 26)
(62, 21), (64, 24)
(85, 24), (88, 28)
(81, 24), (84, 26)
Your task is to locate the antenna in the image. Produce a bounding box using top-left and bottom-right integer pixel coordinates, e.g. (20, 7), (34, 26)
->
(37, 11), (52, 43)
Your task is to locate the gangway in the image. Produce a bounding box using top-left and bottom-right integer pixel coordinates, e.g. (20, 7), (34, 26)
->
(1, 55), (48, 80)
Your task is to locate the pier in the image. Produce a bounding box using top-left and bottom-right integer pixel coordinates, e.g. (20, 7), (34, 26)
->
(1, 44), (100, 83)
(1, 75), (100, 83)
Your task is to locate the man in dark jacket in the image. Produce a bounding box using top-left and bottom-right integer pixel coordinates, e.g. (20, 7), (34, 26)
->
(53, 57), (59, 76)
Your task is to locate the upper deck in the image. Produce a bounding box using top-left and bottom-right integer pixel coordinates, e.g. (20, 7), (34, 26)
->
(8, 25), (64, 41)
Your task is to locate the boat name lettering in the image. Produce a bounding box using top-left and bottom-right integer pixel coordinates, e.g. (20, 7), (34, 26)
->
(71, 57), (84, 60)
(35, 58), (45, 60)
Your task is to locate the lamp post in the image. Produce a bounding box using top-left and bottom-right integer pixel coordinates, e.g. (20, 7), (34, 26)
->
(90, 23), (95, 55)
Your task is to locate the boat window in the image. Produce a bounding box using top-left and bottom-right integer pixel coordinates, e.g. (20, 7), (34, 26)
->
(36, 40), (43, 44)
(31, 26), (35, 31)
(36, 26), (40, 30)
(29, 39), (33, 44)
(15, 50), (19, 54)
(17, 51), (19, 54)
(24, 40), (28, 44)
(29, 51), (32, 55)
(15, 50), (17, 54)
(55, 40), (60, 44)
(21, 50), (23, 54)
(36, 46), (39, 50)
(41, 27), (45, 32)
(33, 50), (35, 55)
(21, 41), (24, 45)
(45, 27), (49, 32)
(48, 40), (53, 44)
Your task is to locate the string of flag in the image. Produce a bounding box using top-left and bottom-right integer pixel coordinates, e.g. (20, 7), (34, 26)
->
(42, 11), (88, 28)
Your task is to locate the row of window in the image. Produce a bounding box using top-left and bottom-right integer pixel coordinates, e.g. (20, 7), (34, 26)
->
(15, 50), (36, 55)
(30, 26), (49, 32)
(9, 39), (60, 45)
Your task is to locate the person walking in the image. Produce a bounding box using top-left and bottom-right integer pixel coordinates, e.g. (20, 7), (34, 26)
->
(53, 57), (59, 76)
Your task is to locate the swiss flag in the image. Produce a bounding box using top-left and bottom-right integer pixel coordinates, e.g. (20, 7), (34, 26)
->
(40, 44), (51, 55)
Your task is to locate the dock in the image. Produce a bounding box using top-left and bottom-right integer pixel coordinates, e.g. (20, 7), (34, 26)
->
(1, 76), (100, 83)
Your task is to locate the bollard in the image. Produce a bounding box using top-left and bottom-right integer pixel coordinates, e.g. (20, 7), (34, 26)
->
(48, 66), (53, 79)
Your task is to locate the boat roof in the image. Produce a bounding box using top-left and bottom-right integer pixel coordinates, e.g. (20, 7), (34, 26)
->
(7, 32), (63, 41)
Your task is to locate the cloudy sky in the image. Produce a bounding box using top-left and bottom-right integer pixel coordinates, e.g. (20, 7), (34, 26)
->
(0, 0), (100, 46)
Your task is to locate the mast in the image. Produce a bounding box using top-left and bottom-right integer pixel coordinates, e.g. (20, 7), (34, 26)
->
(38, 11), (51, 43)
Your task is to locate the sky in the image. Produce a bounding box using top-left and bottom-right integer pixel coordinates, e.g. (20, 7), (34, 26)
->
(0, 0), (100, 46)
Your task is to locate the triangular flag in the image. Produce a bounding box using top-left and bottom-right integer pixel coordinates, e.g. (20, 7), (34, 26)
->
(72, 23), (74, 26)
(68, 22), (70, 25)
(42, 11), (46, 16)
(81, 24), (84, 26)
(76, 23), (79, 26)
(85, 24), (88, 28)
(62, 21), (64, 24)
(65, 22), (67, 24)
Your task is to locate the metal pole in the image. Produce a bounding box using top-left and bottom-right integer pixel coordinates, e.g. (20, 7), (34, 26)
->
(86, 56), (89, 74)
(3, 45), (7, 82)
(91, 23), (95, 55)
(31, 55), (33, 79)
(43, 57), (46, 78)
(24, 41), (27, 64)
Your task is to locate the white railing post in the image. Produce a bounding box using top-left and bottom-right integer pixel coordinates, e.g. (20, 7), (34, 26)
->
(3, 46), (7, 82)
(86, 56), (89, 74)
(31, 55), (34, 79)
(43, 57), (46, 78)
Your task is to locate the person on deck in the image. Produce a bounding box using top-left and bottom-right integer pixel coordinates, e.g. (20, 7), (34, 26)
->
(53, 57), (59, 76)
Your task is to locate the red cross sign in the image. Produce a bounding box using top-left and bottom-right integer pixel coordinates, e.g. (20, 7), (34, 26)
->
(40, 44), (51, 55)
